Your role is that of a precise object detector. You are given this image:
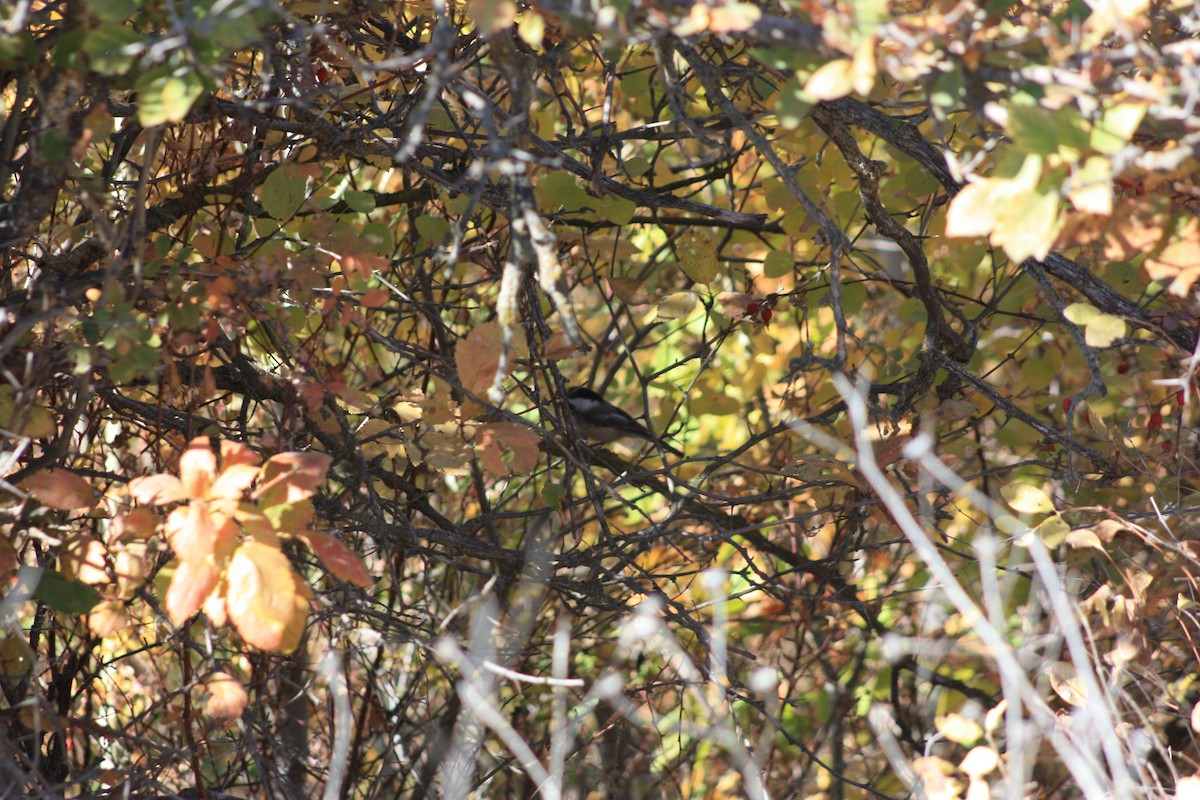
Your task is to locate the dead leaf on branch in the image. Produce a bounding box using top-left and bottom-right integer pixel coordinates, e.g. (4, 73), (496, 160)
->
(24, 469), (97, 511)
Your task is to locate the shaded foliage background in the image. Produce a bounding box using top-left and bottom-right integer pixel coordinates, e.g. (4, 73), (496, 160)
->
(3, 0), (1200, 796)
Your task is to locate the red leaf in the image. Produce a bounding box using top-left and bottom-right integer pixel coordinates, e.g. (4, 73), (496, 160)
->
(300, 531), (372, 588)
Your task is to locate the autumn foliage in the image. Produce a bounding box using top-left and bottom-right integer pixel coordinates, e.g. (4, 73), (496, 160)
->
(4, 0), (1200, 797)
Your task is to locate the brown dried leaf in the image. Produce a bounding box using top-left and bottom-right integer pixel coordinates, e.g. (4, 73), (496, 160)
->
(474, 422), (542, 477)
(0, 537), (16, 583)
(456, 322), (504, 397)
(24, 470), (97, 511)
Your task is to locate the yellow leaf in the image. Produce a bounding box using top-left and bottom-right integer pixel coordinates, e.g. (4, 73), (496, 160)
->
(179, 437), (217, 498)
(960, 746), (999, 778)
(935, 713), (982, 745)
(655, 292), (699, 321)
(1067, 156), (1113, 215)
(61, 535), (108, 586)
(1083, 313), (1125, 348)
(804, 59), (856, 101)
(1001, 483), (1055, 515)
(87, 600), (129, 637)
(1047, 661), (1088, 706)
(707, 2), (762, 33)
(1063, 302), (1099, 326)
(945, 182), (999, 238)
(675, 229), (718, 284)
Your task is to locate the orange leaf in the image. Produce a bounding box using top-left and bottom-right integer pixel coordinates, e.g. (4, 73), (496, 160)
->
(220, 439), (258, 468)
(61, 535), (109, 586)
(24, 469), (97, 510)
(165, 559), (220, 627)
(179, 437), (217, 498)
(474, 422), (542, 477)
(456, 322), (503, 397)
(209, 464), (260, 501)
(110, 507), (161, 542)
(87, 600), (129, 637)
(360, 287), (389, 308)
(225, 542), (308, 652)
(254, 452), (332, 507)
(203, 671), (248, 724)
(300, 531), (372, 588)
(128, 474), (185, 506)
(164, 503), (228, 565)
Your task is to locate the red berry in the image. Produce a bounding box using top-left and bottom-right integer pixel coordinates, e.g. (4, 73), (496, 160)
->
(746, 302), (759, 315)
(759, 307), (772, 323)
(1148, 410), (1163, 438)
(1062, 398), (1072, 414)
(315, 67), (330, 83)
(1164, 440), (1174, 453)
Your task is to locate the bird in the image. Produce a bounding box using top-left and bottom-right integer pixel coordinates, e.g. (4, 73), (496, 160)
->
(565, 386), (683, 457)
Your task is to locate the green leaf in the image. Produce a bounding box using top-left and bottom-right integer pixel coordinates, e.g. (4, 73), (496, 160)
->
(136, 68), (206, 126)
(775, 76), (812, 130)
(342, 190), (376, 214)
(535, 170), (589, 213)
(599, 195), (636, 225)
(762, 250), (793, 279)
(88, 0), (139, 23)
(415, 215), (450, 244)
(81, 24), (142, 75)
(260, 165), (307, 220)
(30, 568), (102, 614)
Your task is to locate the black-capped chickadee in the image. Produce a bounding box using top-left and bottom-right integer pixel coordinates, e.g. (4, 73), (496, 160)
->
(566, 386), (683, 457)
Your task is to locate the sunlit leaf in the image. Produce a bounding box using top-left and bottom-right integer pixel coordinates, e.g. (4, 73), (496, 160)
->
(203, 671), (249, 725)
(129, 474), (185, 506)
(225, 542), (308, 652)
(165, 559), (220, 627)
(1001, 483), (1055, 515)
